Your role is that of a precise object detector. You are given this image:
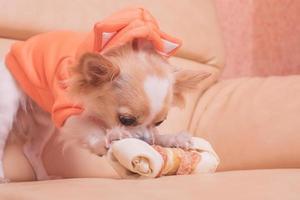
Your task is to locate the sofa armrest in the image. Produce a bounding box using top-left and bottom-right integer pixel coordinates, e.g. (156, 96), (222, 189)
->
(190, 76), (300, 171)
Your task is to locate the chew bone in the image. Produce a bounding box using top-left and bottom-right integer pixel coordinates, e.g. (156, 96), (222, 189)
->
(106, 137), (219, 178)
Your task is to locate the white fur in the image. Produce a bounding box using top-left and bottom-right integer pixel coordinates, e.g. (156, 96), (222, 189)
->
(61, 115), (107, 155)
(0, 59), (54, 181)
(23, 122), (55, 180)
(138, 51), (147, 63)
(87, 133), (102, 146)
(143, 76), (170, 123)
(0, 60), (22, 178)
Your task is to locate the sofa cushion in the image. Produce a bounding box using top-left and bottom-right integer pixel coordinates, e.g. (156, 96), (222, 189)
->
(0, 0), (224, 67)
(0, 169), (299, 200)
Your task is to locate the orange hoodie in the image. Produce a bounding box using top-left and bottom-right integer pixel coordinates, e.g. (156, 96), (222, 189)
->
(5, 7), (182, 128)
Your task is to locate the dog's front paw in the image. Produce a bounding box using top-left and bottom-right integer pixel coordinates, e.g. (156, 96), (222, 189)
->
(168, 132), (193, 149)
(156, 132), (193, 149)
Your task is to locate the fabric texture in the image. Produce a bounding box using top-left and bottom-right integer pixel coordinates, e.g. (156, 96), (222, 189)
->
(5, 31), (85, 127)
(0, 169), (299, 200)
(215, 0), (300, 78)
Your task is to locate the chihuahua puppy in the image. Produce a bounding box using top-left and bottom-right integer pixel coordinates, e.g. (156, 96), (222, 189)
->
(0, 39), (209, 181)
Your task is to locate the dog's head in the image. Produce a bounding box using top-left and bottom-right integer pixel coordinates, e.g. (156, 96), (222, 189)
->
(70, 39), (210, 132)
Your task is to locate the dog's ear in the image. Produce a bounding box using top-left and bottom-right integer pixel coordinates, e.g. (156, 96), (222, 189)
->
(172, 69), (211, 108)
(77, 53), (120, 86)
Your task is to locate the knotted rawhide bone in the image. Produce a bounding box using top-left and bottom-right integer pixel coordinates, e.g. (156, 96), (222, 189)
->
(152, 145), (201, 176)
(106, 137), (219, 178)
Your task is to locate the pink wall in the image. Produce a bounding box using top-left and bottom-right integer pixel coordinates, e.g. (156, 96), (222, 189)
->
(215, 0), (300, 78)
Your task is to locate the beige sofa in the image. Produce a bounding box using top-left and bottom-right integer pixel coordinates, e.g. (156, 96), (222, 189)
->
(0, 0), (300, 199)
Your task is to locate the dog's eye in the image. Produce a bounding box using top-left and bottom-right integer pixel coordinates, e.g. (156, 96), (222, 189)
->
(119, 115), (137, 126)
(155, 120), (164, 127)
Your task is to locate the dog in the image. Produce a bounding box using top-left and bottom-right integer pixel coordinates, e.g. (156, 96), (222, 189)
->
(0, 7), (211, 181)
(0, 36), (210, 181)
